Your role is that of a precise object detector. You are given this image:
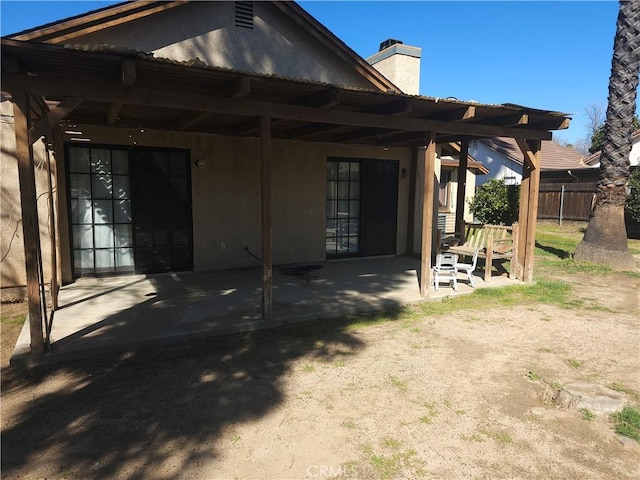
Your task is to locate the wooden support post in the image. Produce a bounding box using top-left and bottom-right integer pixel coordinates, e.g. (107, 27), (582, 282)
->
(419, 132), (437, 297)
(44, 139), (59, 311)
(13, 92), (45, 355)
(406, 146), (418, 255)
(515, 138), (541, 283)
(455, 139), (469, 236)
(261, 116), (273, 320)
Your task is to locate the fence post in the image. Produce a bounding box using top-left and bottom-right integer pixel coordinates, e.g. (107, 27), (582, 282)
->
(559, 184), (565, 225)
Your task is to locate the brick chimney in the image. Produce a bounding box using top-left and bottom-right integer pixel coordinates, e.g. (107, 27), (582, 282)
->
(366, 39), (422, 95)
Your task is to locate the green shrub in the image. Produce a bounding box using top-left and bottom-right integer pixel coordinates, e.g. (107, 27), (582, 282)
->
(469, 179), (520, 225)
(625, 167), (640, 223)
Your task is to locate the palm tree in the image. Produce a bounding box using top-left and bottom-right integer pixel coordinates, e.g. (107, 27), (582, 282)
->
(575, 0), (640, 268)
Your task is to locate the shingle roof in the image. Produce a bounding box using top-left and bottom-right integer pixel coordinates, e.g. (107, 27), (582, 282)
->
(479, 137), (587, 171)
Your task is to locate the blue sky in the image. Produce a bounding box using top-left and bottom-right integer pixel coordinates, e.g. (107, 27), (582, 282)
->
(1, 1), (632, 147)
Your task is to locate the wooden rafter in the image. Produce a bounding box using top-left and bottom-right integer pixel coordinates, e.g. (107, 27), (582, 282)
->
(29, 97), (82, 144)
(428, 105), (476, 122)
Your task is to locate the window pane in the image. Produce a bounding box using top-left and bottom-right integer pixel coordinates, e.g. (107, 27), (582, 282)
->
(115, 224), (132, 247)
(349, 200), (360, 217)
(351, 181), (360, 199)
(154, 229), (169, 246)
(349, 162), (360, 181)
(93, 200), (113, 224)
(349, 219), (359, 236)
(152, 151), (170, 175)
(69, 148), (90, 173)
(173, 229), (189, 245)
(326, 219), (336, 236)
(115, 248), (134, 269)
(72, 225), (93, 248)
(136, 229), (153, 247)
(338, 162), (350, 180)
(326, 181), (337, 199)
(326, 200), (336, 219)
(71, 199), (92, 224)
(74, 249), (93, 270)
(169, 153), (187, 176)
(90, 149), (111, 175)
(337, 237), (348, 254)
(326, 161), (337, 181)
(95, 249), (115, 270)
(113, 175), (130, 200)
(94, 225), (114, 248)
(337, 200), (349, 218)
(348, 236), (359, 253)
(337, 219), (348, 236)
(338, 182), (349, 199)
(114, 200), (132, 223)
(325, 237), (336, 255)
(111, 150), (129, 174)
(92, 174), (112, 199)
(69, 174), (91, 199)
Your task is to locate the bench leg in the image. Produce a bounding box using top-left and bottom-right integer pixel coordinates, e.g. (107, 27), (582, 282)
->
(484, 257), (491, 282)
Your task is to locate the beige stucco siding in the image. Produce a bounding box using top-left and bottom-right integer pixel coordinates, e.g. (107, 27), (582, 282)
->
(73, 2), (374, 89)
(0, 100), (54, 296)
(53, 126), (410, 283)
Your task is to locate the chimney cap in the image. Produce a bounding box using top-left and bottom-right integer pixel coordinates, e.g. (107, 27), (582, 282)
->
(379, 38), (403, 52)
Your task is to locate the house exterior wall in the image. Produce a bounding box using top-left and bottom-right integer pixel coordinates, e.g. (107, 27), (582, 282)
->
(53, 126), (411, 284)
(472, 141), (522, 187)
(0, 100), (55, 299)
(72, 2), (374, 89)
(629, 136), (640, 167)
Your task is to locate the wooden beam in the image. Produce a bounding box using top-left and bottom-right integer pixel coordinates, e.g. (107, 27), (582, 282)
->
(515, 138), (541, 282)
(429, 105), (476, 122)
(455, 140), (469, 235)
(335, 127), (391, 143)
(420, 132), (437, 297)
(366, 99), (413, 116)
(176, 111), (210, 131)
(2, 73), (555, 140)
(13, 91), (45, 355)
(261, 116), (273, 321)
(297, 88), (340, 108)
(237, 88), (339, 136)
(106, 101), (123, 125)
(473, 113), (528, 127)
(216, 77), (251, 99)
(28, 97), (82, 144)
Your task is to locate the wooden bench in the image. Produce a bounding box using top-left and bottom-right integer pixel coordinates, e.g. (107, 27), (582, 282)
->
(439, 223), (519, 282)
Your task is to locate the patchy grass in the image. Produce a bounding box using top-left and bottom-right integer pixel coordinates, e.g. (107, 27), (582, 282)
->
(612, 406), (640, 442)
(580, 408), (595, 421)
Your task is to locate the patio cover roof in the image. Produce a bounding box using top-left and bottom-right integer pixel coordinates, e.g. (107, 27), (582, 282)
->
(1, 38), (570, 146)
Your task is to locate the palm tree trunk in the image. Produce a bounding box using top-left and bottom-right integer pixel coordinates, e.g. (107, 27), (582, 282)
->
(575, 0), (640, 268)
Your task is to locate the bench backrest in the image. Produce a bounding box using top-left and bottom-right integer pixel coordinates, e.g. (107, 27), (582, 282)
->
(463, 223), (514, 249)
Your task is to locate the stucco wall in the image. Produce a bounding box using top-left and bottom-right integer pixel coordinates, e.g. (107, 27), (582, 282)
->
(73, 2), (374, 89)
(53, 125), (411, 283)
(0, 100), (54, 297)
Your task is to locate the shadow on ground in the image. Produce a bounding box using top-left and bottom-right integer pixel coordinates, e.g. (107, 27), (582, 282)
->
(535, 241), (572, 259)
(1, 307), (405, 479)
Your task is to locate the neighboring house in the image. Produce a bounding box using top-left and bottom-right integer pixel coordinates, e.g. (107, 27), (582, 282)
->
(473, 137), (587, 187)
(1, 0), (570, 354)
(583, 129), (640, 168)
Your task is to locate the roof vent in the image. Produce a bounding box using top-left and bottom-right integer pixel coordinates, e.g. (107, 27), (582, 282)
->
(235, 1), (254, 30)
(379, 39), (403, 51)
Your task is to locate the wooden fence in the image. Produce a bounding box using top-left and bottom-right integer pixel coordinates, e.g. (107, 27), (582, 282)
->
(538, 182), (596, 222)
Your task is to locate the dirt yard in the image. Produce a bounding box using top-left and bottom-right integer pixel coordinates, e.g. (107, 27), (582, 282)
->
(1, 262), (639, 479)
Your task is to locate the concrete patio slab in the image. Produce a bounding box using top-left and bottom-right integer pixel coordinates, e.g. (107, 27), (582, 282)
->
(10, 256), (518, 368)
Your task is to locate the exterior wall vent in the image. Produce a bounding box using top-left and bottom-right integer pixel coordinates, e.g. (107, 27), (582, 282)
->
(235, 1), (254, 30)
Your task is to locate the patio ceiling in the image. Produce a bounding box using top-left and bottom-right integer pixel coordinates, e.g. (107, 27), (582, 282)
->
(1, 38), (570, 147)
